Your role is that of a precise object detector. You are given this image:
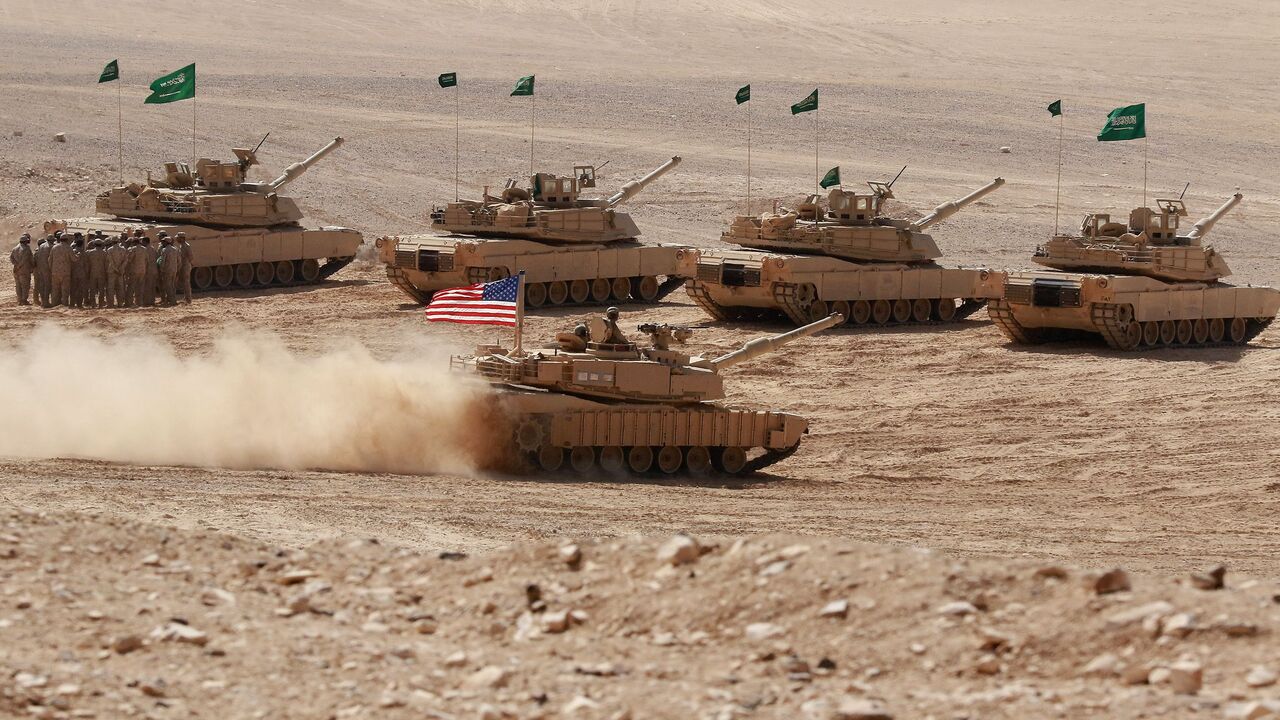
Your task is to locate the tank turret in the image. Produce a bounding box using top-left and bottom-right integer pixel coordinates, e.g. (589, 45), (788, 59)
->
(430, 156), (682, 244)
(470, 310), (841, 404)
(724, 176), (1005, 263)
(95, 137), (346, 228)
(1032, 193), (1242, 282)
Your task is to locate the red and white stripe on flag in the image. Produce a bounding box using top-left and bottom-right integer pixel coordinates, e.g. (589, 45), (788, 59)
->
(424, 275), (520, 327)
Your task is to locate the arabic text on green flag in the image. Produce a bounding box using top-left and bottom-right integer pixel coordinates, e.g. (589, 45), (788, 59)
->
(1047, 99), (1061, 117)
(1097, 103), (1145, 141)
(735, 84), (750, 105)
(820, 166), (840, 189)
(438, 72), (457, 88)
(144, 64), (195, 104)
(98, 60), (119, 84)
(511, 75), (534, 96)
(791, 88), (818, 115)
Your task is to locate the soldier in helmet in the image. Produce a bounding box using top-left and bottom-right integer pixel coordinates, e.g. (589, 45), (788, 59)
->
(601, 306), (628, 345)
(69, 235), (87, 308)
(86, 237), (108, 308)
(124, 236), (147, 307)
(156, 234), (181, 306)
(33, 235), (52, 307)
(105, 236), (126, 307)
(141, 233), (160, 306)
(9, 233), (34, 305)
(175, 232), (194, 304)
(48, 232), (72, 307)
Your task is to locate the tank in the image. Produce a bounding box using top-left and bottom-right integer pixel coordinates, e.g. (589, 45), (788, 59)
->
(378, 156), (691, 307)
(461, 310), (843, 476)
(682, 173), (1006, 327)
(46, 136), (362, 290)
(988, 193), (1279, 350)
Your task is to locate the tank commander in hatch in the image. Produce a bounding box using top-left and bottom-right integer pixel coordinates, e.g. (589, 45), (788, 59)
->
(601, 306), (628, 345)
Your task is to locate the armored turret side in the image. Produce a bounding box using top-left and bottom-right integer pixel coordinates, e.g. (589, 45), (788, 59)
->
(57, 137), (361, 292)
(467, 312), (840, 476)
(989, 194), (1277, 350)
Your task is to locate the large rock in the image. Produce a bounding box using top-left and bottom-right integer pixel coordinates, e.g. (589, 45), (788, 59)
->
(1168, 660), (1203, 695)
(464, 666), (511, 690)
(1093, 568), (1132, 595)
(834, 698), (893, 720)
(656, 534), (700, 566)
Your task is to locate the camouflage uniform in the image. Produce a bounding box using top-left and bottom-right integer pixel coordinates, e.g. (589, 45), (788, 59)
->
(9, 235), (34, 305)
(86, 240), (108, 308)
(69, 239), (87, 308)
(49, 237), (72, 307)
(157, 239), (181, 305)
(176, 235), (194, 304)
(142, 238), (159, 306)
(124, 239), (148, 307)
(105, 240), (127, 307)
(33, 237), (52, 307)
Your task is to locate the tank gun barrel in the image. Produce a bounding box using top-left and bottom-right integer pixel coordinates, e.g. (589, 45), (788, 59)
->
(707, 313), (842, 371)
(911, 177), (1005, 231)
(605, 156), (682, 207)
(269, 137), (345, 191)
(1186, 192), (1243, 241)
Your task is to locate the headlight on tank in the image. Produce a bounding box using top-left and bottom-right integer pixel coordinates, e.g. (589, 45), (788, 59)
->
(774, 258), (786, 269)
(1096, 276), (1109, 289)
(980, 270), (990, 280)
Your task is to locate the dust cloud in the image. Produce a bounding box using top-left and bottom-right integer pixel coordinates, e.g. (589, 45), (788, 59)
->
(0, 325), (507, 475)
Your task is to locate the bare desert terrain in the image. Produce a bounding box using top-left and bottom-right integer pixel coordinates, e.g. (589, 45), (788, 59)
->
(1, 0), (1278, 717)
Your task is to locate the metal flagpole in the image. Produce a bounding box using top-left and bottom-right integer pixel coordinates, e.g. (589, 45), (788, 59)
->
(814, 107), (819, 198)
(1142, 134), (1149, 234)
(529, 93), (535, 179)
(117, 81), (123, 183)
(746, 97), (751, 216)
(1054, 111), (1063, 235)
(192, 95), (197, 171)
(514, 271), (526, 353)
(455, 83), (460, 201)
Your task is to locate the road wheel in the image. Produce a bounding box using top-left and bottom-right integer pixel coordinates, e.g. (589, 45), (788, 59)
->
(590, 278), (611, 303)
(1159, 320), (1177, 345)
(685, 446), (712, 474)
(255, 262), (274, 286)
(192, 266), (213, 290)
(610, 277), (631, 301)
(627, 446), (653, 474)
(805, 300), (829, 324)
(526, 282), (548, 308)
(299, 258), (321, 283)
(633, 276), (660, 302)
(1118, 321), (1142, 350)
(871, 300), (892, 325)
(714, 447), (748, 475)
(487, 266), (509, 281)
(851, 300), (872, 325)
(891, 299), (912, 323)
(570, 446), (596, 473)
(1229, 317), (1248, 343)
(934, 298), (958, 322)
(214, 265), (234, 288)
(830, 301), (851, 325)
(1175, 319), (1194, 345)
(1208, 317), (1226, 342)
(537, 446), (564, 472)
(234, 263), (255, 288)
(911, 298), (932, 323)
(548, 280), (569, 305)
(275, 261), (295, 284)
(599, 446), (625, 473)
(1141, 321), (1160, 347)
(656, 446), (683, 474)
(1192, 319), (1210, 345)
(569, 279), (590, 304)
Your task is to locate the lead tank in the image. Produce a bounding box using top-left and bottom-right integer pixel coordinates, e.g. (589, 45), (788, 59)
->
(47, 136), (362, 290)
(988, 192), (1278, 349)
(463, 310), (842, 476)
(378, 156), (692, 307)
(683, 172), (1006, 327)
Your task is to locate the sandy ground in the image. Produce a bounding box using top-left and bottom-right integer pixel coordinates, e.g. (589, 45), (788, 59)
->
(1, 1), (1279, 716)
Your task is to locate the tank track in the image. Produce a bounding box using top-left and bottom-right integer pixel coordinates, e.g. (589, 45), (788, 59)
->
(518, 442), (798, 478)
(742, 443), (802, 475)
(318, 256), (355, 281)
(991, 300), (1275, 350)
(385, 266), (432, 304)
(987, 300), (1042, 344)
(192, 257), (354, 293)
(685, 280), (731, 320)
(773, 282), (987, 328)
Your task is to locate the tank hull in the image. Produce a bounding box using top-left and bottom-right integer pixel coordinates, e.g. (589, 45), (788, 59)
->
(988, 271), (1279, 350)
(378, 234), (691, 307)
(498, 387), (809, 476)
(682, 248), (1002, 327)
(430, 206), (642, 244)
(48, 217), (362, 290)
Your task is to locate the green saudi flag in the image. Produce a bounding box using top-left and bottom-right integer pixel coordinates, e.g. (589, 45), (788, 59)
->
(144, 63), (195, 104)
(819, 166), (840, 189)
(511, 75), (534, 96)
(1098, 103), (1145, 141)
(1047, 99), (1061, 117)
(98, 60), (119, 84)
(438, 72), (457, 88)
(791, 88), (818, 114)
(735, 84), (750, 105)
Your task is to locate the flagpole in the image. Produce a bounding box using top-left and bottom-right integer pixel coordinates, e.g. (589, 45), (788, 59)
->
(1054, 111), (1063, 236)
(514, 271), (525, 354)
(192, 94), (197, 171)
(117, 81), (123, 183)
(814, 107), (819, 198)
(529, 92), (535, 179)
(746, 97), (752, 216)
(455, 83), (460, 201)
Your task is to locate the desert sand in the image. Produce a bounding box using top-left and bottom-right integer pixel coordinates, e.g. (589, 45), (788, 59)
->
(1, 1), (1278, 717)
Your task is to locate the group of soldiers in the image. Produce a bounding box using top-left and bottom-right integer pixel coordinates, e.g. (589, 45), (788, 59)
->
(9, 229), (194, 308)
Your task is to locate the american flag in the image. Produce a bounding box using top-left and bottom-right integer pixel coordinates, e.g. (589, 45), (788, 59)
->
(425, 274), (521, 326)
